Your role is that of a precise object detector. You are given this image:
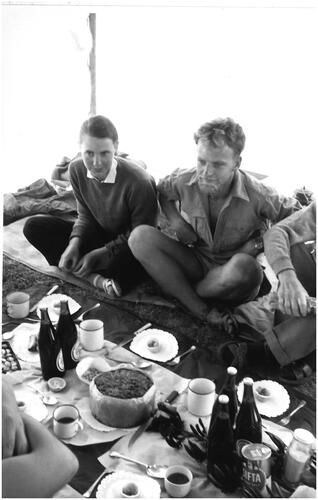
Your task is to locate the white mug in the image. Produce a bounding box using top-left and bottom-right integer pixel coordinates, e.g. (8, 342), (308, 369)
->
(187, 378), (216, 417)
(79, 319), (104, 351)
(165, 465), (193, 498)
(53, 404), (83, 440)
(6, 291), (30, 319)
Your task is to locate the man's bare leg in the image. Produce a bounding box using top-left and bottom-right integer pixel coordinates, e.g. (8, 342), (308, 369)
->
(195, 253), (264, 302)
(129, 225), (209, 320)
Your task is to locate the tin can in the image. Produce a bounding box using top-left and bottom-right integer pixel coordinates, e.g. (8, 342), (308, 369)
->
(241, 443), (272, 496)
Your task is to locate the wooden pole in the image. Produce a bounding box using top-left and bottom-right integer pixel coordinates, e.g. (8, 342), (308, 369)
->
(88, 13), (96, 116)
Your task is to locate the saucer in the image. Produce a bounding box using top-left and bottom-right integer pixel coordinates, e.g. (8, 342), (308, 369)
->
(130, 329), (178, 362)
(237, 379), (290, 418)
(96, 471), (161, 499)
(36, 293), (80, 323)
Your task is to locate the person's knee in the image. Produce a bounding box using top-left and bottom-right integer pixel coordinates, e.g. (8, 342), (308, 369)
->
(128, 225), (159, 260)
(228, 253), (263, 288)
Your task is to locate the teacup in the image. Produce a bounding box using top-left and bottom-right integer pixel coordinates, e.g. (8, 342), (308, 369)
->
(53, 404), (83, 440)
(6, 291), (30, 319)
(165, 465), (193, 498)
(187, 378), (216, 417)
(79, 319), (104, 351)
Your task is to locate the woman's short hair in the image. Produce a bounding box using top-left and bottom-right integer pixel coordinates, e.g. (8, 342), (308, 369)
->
(194, 117), (245, 157)
(79, 115), (118, 143)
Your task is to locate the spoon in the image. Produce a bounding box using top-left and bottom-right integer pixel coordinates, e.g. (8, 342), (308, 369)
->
(166, 345), (197, 366)
(26, 385), (58, 406)
(73, 302), (101, 322)
(278, 400), (306, 426)
(109, 451), (168, 478)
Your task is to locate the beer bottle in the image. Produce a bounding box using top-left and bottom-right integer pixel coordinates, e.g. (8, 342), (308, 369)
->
(55, 300), (80, 370)
(209, 366), (239, 431)
(207, 395), (236, 485)
(38, 307), (65, 380)
(235, 377), (262, 448)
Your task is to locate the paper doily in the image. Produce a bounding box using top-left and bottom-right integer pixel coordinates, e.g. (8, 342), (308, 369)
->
(11, 323), (41, 364)
(96, 471), (161, 499)
(36, 293), (81, 323)
(130, 329), (179, 362)
(14, 385), (48, 422)
(77, 397), (139, 433)
(237, 379), (290, 418)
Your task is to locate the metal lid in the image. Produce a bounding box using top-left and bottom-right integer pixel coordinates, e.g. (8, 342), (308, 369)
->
(227, 366), (237, 375)
(242, 443), (272, 460)
(218, 394), (229, 404)
(243, 377), (254, 385)
(293, 428), (315, 446)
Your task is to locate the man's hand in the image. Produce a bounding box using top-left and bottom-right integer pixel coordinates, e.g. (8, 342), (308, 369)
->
(2, 379), (29, 459)
(58, 240), (80, 272)
(237, 236), (264, 257)
(277, 269), (311, 317)
(73, 247), (106, 278)
(172, 219), (198, 246)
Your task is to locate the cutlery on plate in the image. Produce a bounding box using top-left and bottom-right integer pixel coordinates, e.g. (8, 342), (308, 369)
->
(110, 323), (152, 351)
(278, 400), (306, 426)
(83, 469), (110, 498)
(166, 345), (197, 366)
(109, 451), (168, 478)
(72, 303), (101, 322)
(29, 284), (59, 313)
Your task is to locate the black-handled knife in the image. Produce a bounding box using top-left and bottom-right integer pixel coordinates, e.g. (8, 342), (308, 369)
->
(128, 389), (179, 449)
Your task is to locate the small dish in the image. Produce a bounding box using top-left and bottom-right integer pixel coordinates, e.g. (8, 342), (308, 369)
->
(17, 400), (26, 412)
(96, 471), (161, 499)
(254, 382), (272, 402)
(121, 482), (140, 498)
(237, 379), (290, 418)
(48, 377), (67, 392)
(147, 337), (160, 353)
(130, 329), (179, 362)
(76, 356), (111, 384)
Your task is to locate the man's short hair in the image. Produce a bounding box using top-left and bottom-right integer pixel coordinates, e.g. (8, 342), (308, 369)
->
(194, 117), (245, 157)
(79, 115), (118, 143)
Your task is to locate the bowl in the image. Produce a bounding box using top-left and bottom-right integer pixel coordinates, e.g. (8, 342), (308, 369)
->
(146, 337), (160, 353)
(48, 377), (67, 392)
(254, 382), (272, 402)
(76, 356), (111, 384)
(121, 482), (140, 498)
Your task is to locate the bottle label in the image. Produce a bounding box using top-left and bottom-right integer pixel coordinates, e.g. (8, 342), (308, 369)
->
(71, 340), (81, 362)
(56, 349), (65, 372)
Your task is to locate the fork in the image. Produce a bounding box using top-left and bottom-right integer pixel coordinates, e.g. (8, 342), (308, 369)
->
(278, 400), (306, 426)
(83, 469), (110, 498)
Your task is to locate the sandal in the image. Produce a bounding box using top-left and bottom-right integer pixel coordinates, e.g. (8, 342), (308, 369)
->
(102, 278), (122, 299)
(217, 340), (248, 372)
(277, 361), (314, 386)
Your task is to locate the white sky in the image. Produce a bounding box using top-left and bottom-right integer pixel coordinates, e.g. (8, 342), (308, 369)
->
(1, 2), (318, 195)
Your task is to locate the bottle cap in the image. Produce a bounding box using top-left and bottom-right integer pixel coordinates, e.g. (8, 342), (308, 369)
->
(243, 377), (254, 385)
(293, 428), (315, 446)
(218, 394), (229, 404)
(227, 366), (237, 375)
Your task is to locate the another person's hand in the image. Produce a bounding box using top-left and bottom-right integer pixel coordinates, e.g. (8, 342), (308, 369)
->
(73, 247), (106, 278)
(172, 219), (198, 246)
(237, 236), (264, 257)
(277, 269), (311, 317)
(58, 240), (80, 272)
(2, 379), (29, 459)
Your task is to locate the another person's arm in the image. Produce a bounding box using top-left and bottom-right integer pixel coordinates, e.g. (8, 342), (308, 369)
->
(264, 201), (316, 317)
(2, 378), (29, 459)
(2, 413), (79, 498)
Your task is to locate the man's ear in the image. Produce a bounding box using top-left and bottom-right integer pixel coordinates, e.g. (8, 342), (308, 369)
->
(235, 156), (242, 169)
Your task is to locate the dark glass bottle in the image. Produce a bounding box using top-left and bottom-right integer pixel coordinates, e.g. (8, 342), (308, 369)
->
(55, 300), (80, 370)
(235, 377), (262, 445)
(38, 307), (65, 380)
(207, 395), (236, 484)
(209, 366), (239, 431)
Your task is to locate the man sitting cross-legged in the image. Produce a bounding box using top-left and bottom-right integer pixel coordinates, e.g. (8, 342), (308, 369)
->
(129, 117), (301, 327)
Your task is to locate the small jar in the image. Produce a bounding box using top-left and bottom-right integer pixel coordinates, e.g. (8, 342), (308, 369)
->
(283, 428), (314, 486)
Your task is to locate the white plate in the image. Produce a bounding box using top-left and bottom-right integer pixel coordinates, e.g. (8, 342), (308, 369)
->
(36, 293), (81, 323)
(11, 323), (41, 364)
(237, 379), (290, 418)
(130, 329), (179, 362)
(14, 386), (48, 422)
(96, 471), (161, 499)
(76, 397), (139, 433)
(76, 356), (111, 384)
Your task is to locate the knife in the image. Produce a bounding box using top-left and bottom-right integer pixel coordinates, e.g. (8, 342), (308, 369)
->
(109, 323), (152, 352)
(128, 389), (179, 449)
